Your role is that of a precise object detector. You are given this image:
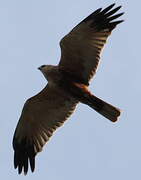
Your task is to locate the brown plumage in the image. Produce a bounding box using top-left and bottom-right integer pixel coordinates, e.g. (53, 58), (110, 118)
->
(13, 3), (124, 174)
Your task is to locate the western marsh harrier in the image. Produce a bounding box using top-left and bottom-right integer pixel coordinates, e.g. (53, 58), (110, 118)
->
(13, 3), (124, 174)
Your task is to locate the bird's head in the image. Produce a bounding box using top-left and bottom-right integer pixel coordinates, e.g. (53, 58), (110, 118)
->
(38, 65), (59, 82)
(38, 64), (52, 72)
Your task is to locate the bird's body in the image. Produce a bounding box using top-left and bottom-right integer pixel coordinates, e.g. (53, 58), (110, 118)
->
(13, 3), (124, 174)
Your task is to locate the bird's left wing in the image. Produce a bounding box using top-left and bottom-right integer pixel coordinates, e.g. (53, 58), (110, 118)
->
(13, 85), (78, 174)
(59, 4), (124, 85)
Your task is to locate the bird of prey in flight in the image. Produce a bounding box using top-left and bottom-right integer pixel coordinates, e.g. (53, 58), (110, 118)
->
(13, 3), (124, 175)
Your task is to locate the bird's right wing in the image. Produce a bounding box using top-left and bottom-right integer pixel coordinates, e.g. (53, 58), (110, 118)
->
(13, 85), (78, 174)
(59, 4), (124, 85)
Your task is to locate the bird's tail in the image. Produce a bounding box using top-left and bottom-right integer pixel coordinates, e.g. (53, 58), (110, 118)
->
(82, 93), (121, 122)
(70, 82), (121, 122)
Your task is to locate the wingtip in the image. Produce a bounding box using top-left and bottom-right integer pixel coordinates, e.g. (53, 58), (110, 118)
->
(14, 160), (18, 169)
(24, 172), (27, 176)
(31, 167), (35, 173)
(120, 12), (125, 16)
(101, 3), (116, 14)
(116, 5), (122, 9)
(13, 137), (36, 175)
(106, 3), (116, 9)
(114, 20), (124, 25)
(18, 166), (22, 174)
(30, 157), (35, 173)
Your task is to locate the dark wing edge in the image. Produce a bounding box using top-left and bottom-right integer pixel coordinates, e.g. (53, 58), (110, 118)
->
(13, 136), (36, 175)
(13, 122), (56, 175)
(82, 3), (124, 31)
(13, 118), (59, 175)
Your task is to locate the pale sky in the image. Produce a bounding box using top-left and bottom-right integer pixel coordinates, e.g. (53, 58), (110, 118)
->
(0, 0), (140, 179)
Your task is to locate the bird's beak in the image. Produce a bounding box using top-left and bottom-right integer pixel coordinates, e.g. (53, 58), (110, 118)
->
(38, 66), (41, 70)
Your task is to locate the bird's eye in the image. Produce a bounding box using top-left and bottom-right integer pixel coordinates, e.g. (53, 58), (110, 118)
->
(41, 65), (46, 68)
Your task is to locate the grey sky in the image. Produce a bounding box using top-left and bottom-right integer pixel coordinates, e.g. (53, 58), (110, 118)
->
(0, 0), (140, 179)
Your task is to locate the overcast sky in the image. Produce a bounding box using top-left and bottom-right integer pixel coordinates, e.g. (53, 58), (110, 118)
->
(0, 0), (140, 179)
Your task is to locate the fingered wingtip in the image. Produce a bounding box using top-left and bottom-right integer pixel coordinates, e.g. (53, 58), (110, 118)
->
(101, 3), (123, 15)
(24, 172), (27, 176)
(101, 3), (116, 14)
(114, 20), (124, 26)
(117, 5), (122, 9)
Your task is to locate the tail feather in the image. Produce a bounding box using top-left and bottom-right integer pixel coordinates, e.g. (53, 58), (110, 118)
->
(84, 94), (121, 122)
(70, 82), (121, 122)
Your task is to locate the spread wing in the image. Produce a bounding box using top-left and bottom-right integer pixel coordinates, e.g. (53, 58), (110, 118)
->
(13, 85), (78, 174)
(59, 4), (124, 85)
